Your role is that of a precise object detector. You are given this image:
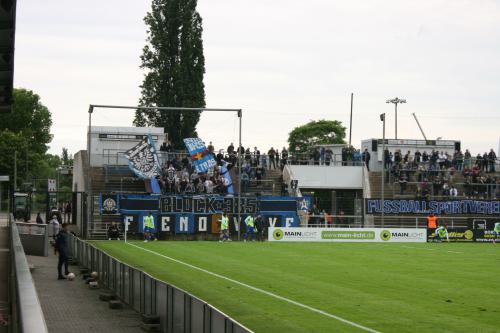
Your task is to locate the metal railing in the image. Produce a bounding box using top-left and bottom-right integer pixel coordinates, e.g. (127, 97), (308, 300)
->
(379, 180), (500, 199)
(304, 215), (364, 226)
(69, 235), (252, 333)
(96, 149), (366, 168)
(10, 214), (49, 333)
(370, 215), (488, 228)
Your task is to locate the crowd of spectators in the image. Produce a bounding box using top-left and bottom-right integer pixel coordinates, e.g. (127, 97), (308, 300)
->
(383, 148), (499, 199)
(288, 146), (366, 167)
(157, 139), (288, 195)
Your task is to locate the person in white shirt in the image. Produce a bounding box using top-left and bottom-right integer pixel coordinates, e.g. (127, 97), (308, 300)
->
(49, 215), (60, 254)
(204, 179), (214, 194)
(450, 186), (458, 197)
(49, 215), (60, 239)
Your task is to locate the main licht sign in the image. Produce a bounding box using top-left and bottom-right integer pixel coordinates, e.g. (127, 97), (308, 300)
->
(269, 228), (427, 243)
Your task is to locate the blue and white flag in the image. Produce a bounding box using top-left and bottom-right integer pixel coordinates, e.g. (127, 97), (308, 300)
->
(220, 161), (234, 194)
(124, 135), (162, 179)
(183, 138), (217, 173)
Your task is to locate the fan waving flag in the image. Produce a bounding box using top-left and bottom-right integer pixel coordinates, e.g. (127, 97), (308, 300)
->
(184, 138), (217, 173)
(124, 135), (162, 179)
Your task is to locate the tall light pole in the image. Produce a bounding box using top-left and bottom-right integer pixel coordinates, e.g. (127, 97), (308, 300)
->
(386, 97), (406, 139)
(380, 113), (386, 227)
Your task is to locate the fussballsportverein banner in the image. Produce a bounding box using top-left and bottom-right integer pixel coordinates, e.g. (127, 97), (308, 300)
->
(366, 198), (500, 216)
(268, 227), (427, 243)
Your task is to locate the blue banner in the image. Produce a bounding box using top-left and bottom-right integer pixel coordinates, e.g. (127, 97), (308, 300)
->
(220, 161), (234, 194)
(184, 138), (217, 173)
(366, 199), (500, 216)
(124, 135), (161, 179)
(183, 138), (217, 173)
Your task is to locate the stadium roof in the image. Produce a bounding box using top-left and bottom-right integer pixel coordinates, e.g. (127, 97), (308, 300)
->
(0, 0), (16, 114)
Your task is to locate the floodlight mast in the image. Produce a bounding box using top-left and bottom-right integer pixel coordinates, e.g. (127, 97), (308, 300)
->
(86, 105), (243, 241)
(385, 97), (406, 140)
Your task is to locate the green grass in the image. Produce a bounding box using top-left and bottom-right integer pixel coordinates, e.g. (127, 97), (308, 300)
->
(92, 241), (500, 333)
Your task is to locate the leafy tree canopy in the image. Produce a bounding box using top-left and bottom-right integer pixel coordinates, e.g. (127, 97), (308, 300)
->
(288, 120), (346, 154)
(0, 88), (53, 154)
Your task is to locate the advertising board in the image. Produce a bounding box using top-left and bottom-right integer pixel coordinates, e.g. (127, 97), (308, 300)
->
(268, 227), (427, 243)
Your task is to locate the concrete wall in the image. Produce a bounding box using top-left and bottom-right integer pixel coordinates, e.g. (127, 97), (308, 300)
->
(72, 150), (86, 193)
(288, 165), (363, 189)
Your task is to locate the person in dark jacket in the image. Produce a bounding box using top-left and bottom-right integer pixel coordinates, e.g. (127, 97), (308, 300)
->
(55, 223), (71, 280)
(107, 223), (120, 240)
(254, 215), (267, 241)
(36, 212), (44, 224)
(362, 149), (371, 171)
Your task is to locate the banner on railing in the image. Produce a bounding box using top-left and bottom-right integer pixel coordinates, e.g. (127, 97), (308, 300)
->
(122, 212), (299, 235)
(100, 194), (119, 215)
(268, 227), (427, 242)
(366, 199), (500, 216)
(115, 194), (301, 234)
(124, 134), (162, 179)
(111, 194), (300, 215)
(183, 138), (217, 173)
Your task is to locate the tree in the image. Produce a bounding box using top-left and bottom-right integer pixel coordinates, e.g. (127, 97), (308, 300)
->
(0, 88), (53, 154)
(61, 147), (73, 166)
(134, 0), (206, 148)
(0, 130), (28, 184)
(0, 88), (54, 190)
(288, 120), (346, 154)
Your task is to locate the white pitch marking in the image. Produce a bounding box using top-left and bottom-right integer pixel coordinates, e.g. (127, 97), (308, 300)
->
(127, 242), (382, 333)
(401, 245), (435, 251)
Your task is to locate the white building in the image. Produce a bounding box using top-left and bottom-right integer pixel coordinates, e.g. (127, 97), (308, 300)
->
(88, 126), (165, 167)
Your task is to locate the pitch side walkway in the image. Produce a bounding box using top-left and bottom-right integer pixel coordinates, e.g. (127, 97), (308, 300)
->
(27, 251), (142, 333)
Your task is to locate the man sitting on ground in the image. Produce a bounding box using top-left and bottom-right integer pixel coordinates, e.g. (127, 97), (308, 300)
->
(107, 223), (120, 240)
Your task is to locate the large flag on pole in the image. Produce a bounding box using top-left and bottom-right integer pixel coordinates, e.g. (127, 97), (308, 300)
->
(124, 135), (162, 179)
(183, 138), (217, 173)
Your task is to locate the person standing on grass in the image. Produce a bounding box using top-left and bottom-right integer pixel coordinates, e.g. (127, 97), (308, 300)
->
(55, 223), (71, 280)
(219, 211), (230, 242)
(427, 213), (437, 241)
(434, 224), (449, 242)
(255, 214), (265, 241)
(493, 222), (500, 245)
(143, 212), (157, 242)
(244, 214), (256, 242)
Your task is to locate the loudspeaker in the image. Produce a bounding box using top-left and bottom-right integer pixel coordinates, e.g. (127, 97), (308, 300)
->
(371, 140), (378, 152)
(454, 142), (461, 152)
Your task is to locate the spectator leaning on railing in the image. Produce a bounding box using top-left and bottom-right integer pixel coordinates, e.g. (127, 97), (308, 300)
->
(382, 145), (498, 200)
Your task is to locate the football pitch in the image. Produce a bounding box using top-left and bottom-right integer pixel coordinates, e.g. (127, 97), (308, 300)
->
(92, 241), (500, 333)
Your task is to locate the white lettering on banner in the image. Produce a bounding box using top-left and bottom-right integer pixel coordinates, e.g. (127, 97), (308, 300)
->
(198, 217), (207, 232)
(232, 217), (240, 231)
(268, 217), (277, 227)
(123, 216), (133, 232)
(179, 217), (189, 231)
(285, 217), (294, 227)
(161, 216), (170, 231)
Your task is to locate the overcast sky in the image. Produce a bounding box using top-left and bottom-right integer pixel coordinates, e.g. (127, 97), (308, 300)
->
(14, 0), (500, 156)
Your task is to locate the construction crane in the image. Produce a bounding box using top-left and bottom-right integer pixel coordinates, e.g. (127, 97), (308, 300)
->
(412, 113), (428, 141)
